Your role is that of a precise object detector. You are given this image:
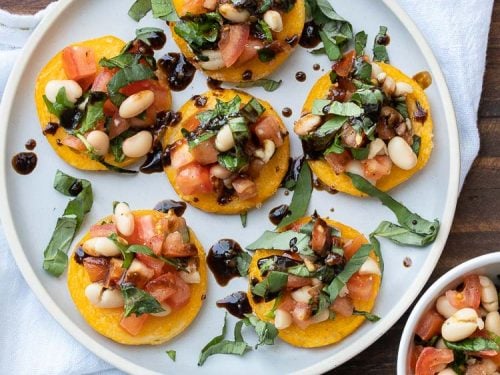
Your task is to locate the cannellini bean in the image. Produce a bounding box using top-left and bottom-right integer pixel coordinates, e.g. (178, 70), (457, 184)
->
(485, 311), (500, 336)
(45, 80), (83, 103)
(371, 63), (383, 80)
(263, 10), (283, 32)
(291, 286), (312, 303)
(85, 283), (124, 308)
(199, 50), (225, 71)
(122, 131), (153, 158)
(441, 308), (482, 342)
(114, 202), (135, 237)
(210, 164), (233, 180)
(358, 257), (381, 276)
(382, 75), (396, 96)
(180, 269), (201, 284)
(293, 113), (322, 136)
(394, 82), (414, 97)
(310, 308), (330, 324)
(435, 338), (447, 350)
(86, 130), (110, 156)
(367, 138), (388, 159)
(274, 309), (292, 330)
(119, 90), (155, 119)
(479, 276), (499, 312)
(82, 237), (121, 257)
(254, 139), (276, 163)
(151, 303), (172, 318)
(218, 3), (250, 23)
(436, 295), (458, 319)
(437, 369), (457, 375)
(376, 72), (387, 83)
(345, 160), (376, 185)
(215, 125), (235, 152)
(387, 136), (418, 170)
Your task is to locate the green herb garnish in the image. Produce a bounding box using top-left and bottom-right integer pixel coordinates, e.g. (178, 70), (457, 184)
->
(166, 350), (176, 362)
(237, 79), (282, 92)
(373, 26), (390, 63)
(121, 284), (165, 317)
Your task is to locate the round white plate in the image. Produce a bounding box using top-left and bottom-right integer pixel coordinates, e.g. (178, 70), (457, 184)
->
(0, 0), (459, 373)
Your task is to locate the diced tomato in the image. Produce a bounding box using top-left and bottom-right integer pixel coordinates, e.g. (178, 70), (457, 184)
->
(103, 99), (118, 117)
(146, 234), (164, 256)
(414, 347), (454, 375)
(120, 80), (152, 96)
(333, 50), (356, 77)
(219, 24), (250, 68)
(488, 352), (500, 366)
(163, 231), (197, 258)
(252, 116), (284, 147)
(176, 162), (214, 195)
(278, 294), (296, 313)
(325, 151), (353, 174)
(180, 0), (206, 16)
(191, 139), (219, 165)
(361, 155), (392, 181)
(409, 345), (425, 373)
(104, 258), (124, 288)
(446, 275), (481, 310)
(236, 39), (264, 65)
(62, 45), (97, 82)
(203, 0), (218, 10)
(108, 114), (130, 140)
(232, 178), (257, 200)
(343, 235), (366, 260)
(166, 273), (191, 309)
(61, 135), (86, 151)
(120, 313), (149, 336)
(135, 253), (165, 277)
(78, 75), (96, 91)
(136, 215), (155, 242)
(160, 214), (188, 235)
(89, 223), (117, 238)
(91, 69), (115, 92)
(330, 296), (354, 317)
(347, 274), (375, 301)
(415, 308), (445, 341)
(83, 257), (109, 282)
(183, 116), (201, 132)
(145, 273), (177, 303)
(287, 275), (312, 289)
(292, 302), (312, 328)
(171, 141), (195, 169)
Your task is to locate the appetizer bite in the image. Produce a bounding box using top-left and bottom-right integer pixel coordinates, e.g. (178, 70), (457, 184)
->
(35, 32), (171, 171)
(67, 203), (207, 345)
(294, 51), (433, 196)
(412, 275), (500, 375)
(170, 0), (305, 82)
(163, 89), (290, 214)
(246, 214), (381, 347)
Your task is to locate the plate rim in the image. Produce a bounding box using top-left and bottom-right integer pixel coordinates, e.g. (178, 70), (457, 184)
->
(0, 0), (460, 373)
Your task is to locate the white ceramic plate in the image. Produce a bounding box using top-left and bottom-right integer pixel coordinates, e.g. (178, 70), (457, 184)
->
(397, 253), (500, 375)
(0, 0), (459, 373)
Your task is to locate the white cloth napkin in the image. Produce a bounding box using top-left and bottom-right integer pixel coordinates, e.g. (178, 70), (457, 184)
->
(0, 0), (493, 374)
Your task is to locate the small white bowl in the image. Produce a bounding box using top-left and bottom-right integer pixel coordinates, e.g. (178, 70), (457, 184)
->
(397, 252), (500, 374)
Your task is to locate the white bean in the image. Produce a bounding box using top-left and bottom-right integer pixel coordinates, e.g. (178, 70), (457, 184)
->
(388, 136), (417, 170)
(434, 338), (447, 349)
(128, 259), (155, 281)
(114, 202), (135, 237)
(291, 286), (312, 303)
(358, 257), (381, 276)
(82, 237), (121, 257)
(199, 50), (225, 70)
(437, 369), (457, 375)
(215, 125), (235, 152)
(180, 268), (201, 284)
(367, 138), (388, 159)
(218, 3), (250, 23)
(382, 75), (396, 96)
(151, 303), (172, 317)
(376, 72), (387, 83)
(86, 130), (110, 156)
(479, 276), (499, 312)
(254, 140), (276, 163)
(485, 311), (500, 336)
(85, 283), (124, 308)
(263, 10), (283, 32)
(119, 90), (155, 119)
(435, 295), (458, 319)
(210, 165), (233, 180)
(45, 80), (83, 103)
(293, 113), (322, 136)
(394, 82), (414, 97)
(371, 63), (383, 80)
(122, 131), (153, 158)
(274, 309), (292, 330)
(441, 308), (482, 342)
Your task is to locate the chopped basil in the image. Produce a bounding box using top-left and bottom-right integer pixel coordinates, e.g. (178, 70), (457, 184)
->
(165, 350), (176, 361)
(184, 130), (216, 149)
(217, 148), (249, 172)
(251, 271), (288, 300)
(240, 212), (248, 228)
(323, 134), (344, 155)
(99, 53), (139, 69)
(240, 98), (266, 123)
(353, 58), (373, 83)
(310, 47), (326, 55)
(237, 79), (282, 92)
(316, 116), (348, 136)
(257, 20), (273, 41)
(236, 250), (252, 277)
(43, 171), (93, 277)
(43, 87), (74, 118)
(444, 337), (500, 352)
(128, 0), (152, 21)
(318, 30), (341, 61)
(373, 26), (390, 63)
(353, 310), (381, 322)
(350, 146), (370, 160)
(247, 230), (310, 253)
(311, 99), (332, 115)
(121, 283), (165, 317)
(412, 135), (421, 156)
(174, 13), (222, 54)
(136, 27), (164, 45)
(78, 96), (105, 134)
(128, 0), (178, 21)
(108, 233), (135, 268)
(351, 89), (383, 114)
(110, 133), (127, 163)
(242, 314), (279, 347)
(354, 31), (368, 56)
(277, 162), (313, 228)
(228, 117), (250, 144)
(257, 48), (276, 62)
(287, 264), (313, 277)
(256, 0), (272, 13)
(197, 96), (241, 128)
(328, 101), (364, 117)
(371, 221), (439, 247)
(107, 63), (156, 106)
(393, 96), (409, 118)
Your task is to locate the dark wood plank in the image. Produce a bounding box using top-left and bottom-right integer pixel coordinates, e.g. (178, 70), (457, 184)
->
(0, 0), (54, 13)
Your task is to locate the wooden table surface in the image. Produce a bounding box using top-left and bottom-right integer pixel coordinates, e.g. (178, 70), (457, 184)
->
(2, 0), (499, 374)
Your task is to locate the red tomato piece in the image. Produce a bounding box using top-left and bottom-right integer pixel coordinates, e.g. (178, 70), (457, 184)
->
(325, 151), (353, 174)
(145, 273), (177, 303)
(183, 116), (201, 132)
(333, 50), (356, 77)
(180, 0), (206, 16)
(446, 275), (481, 310)
(252, 116), (284, 147)
(166, 273), (191, 309)
(61, 135), (86, 151)
(414, 347), (454, 375)
(146, 234), (164, 256)
(120, 313), (149, 336)
(135, 253), (165, 277)
(415, 308), (445, 341)
(236, 39), (264, 65)
(219, 24), (250, 68)
(347, 274), (375, 301)
(361, 155), (392, 181)
(107, 114), (130, 140)
(191, 139), (219, 165)
(91, 69), (115, 92)
(89, 223), (117, 238)
(62, 45), (97, 82)
(162, 231), (197, 258)
(170, 141), (195, 169)
(330, 296), (354, 317)
(82, 257), (109, 282)
(343, 235), (365, 260)
(176, 162), (214, 195)
(286, 275), (312, 289)
(232, 178), (257, 200)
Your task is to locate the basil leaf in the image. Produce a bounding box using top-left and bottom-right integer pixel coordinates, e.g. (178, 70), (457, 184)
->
(100, 53), (138, 69)
(151, 0), (178, 21)
(373, 26), (390, 63)
(328, 101), (364, 117)
(257, 48), (276, 62)
(311, 99), (332, 115)
(121, 283), (164, 317)
(369, 234), (383, 276)
(128, 0), (152, 21)
(325, 243), (373, 302)
(350, 89), (383, 114)
(394, 96), (409, 118)
(315, 116), (347, 136)
(277, 162), (313, 228)
(185, 130), (216, 149)
(372, 221), (439, 247)
(43, 87), (74, 118)
(350, 146), (369, 160)
(79, 97), (105, 134)
(243, 314), (279, 347)
(228, 117), (250, 144)
(43, 171), (93, 277)
(251, 271), (288, 299)
(347, 173), (440, 246)
(174, 13), (222, 53)
(353, 310), (381, 322)
(246, 230), (310, 253)
(353, 58), (373, 84)
(287, 264), (313, 277)
(136, 27), (164, 44)
(240, 212), (248, 228)
(412, 135), (421, 156)
(234, 320), (245, 342)
(107, 63), (156, 106)
(310, 47), (326, 55)
(324, 134), (344, 155)
(444, 337), (500, 352)
(108, 233), (135, 268)
(110, 134), (127, 163)
(165, 350), (176, 361)
(319, 30), (341, 61)
(236, 250), (252, 277)
(240, 98), (266, 123)
(257, 20), (273, 42)
(237, 79), (282, 92)
(354, 31), (368, 56)
(217, 147), (248, 172)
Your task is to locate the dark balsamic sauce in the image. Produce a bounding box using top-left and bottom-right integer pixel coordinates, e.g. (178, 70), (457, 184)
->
(69, 181), (83, 196)
(158, 53), (196, 91)
(207, 239), (246, 286)
(12, 152), (37, 175)
(43, 122), (59, 136)
(269, 204), (290, 225)
(282, 107), (292, 118)
(140, 145), (166, 174)
(73, 247), (87, 264)
(25, 139), (36, 150)
(299, 21), (321, 48)
(207, 77), (222, 90)
(313, 178), (338, 194)
(242, 70), (253, 81)
(285, 34), (299, 48)
(295, 71), (306, 82)
(216, 291), (252, 318)
(146, 30), (167, 50)
(403, 257), (413, 268)
(313, 64), (321, 71)
(192, 95), (208, 107)
(154, 199), (187, 217)
(280, 156), (305, 189)
(376, 34), (391, 46)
